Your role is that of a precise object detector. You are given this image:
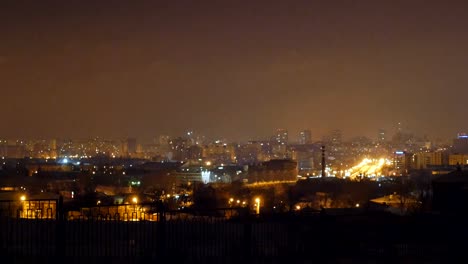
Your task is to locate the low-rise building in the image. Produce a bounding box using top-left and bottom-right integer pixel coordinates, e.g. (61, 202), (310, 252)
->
(246, 159), (298, 183)
(448, 154), (468, 166)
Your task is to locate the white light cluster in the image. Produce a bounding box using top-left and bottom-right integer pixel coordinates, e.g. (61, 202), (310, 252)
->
(201, 170), (211, 184)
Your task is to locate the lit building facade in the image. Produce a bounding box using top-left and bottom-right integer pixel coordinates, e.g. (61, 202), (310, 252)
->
(202, 143), (235, 165)
(275, 129), (288, 145)
(299, 130), (312, 145)
(449, 154), (468, 166)
(413, 151), (446, 169)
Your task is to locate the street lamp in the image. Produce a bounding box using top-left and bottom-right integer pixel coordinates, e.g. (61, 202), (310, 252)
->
(19, 195), (26, 219)
(131, 196), (138, 220)
(255, 197), (260, 215)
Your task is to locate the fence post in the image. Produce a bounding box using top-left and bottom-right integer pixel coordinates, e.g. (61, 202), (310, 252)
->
(56, 196), (65, 260)
(242, 208), (252, 261)
(156, 201), (166, 258)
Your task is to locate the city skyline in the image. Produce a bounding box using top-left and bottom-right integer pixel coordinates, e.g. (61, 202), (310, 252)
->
(0, 123), (462, 145)
(2, 1), (468, 141)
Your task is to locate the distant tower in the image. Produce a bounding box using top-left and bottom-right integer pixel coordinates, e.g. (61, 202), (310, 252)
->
(321, 145), (326, 178)
(299, 130), (312, 145)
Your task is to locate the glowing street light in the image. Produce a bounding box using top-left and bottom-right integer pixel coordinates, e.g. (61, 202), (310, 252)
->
(20, 195), (26, 201)
(255, 197), (260, 215)
(132, 197), (138, 204)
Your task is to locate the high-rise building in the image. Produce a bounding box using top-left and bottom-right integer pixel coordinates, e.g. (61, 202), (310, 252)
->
(159, 135), (170, 146)
(413, 151), (446, 169)
(397, 122), (403, 133)
(275, 129), (288, 145)
(157, 135), (171, 158)
(378, 129), (386, 142)
(202, 143), (235, 164)
(393, 151), (412, 175)
(127, 138), (137, 154)
(49, 139), (57, 158)
(186, 130), (195, 146)
(453, 133), (468, 154)
(6, 145), (26, 159)
(299, 130), (312, 145)
(330, 129), (342, 146)
(187, 145), (203, 160)
(169, 137), (189, 161)
(235, 142), (262, 165)
(0, 139), (7, 157)
(291, 148), (314, 173)
(449, 154), (468, 166)
(121, 138), (137, 157)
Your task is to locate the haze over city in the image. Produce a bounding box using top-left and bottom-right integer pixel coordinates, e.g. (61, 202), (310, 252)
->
(5, 1), (468, 263)
(1, 0), (468, 141)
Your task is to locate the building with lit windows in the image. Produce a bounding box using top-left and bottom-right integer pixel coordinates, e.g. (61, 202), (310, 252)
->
(274, 129), (288, 145)
(171, 166), (204, 186)
(413, 151), (446, 169)
(448, 154), (468, 166)
(246, 159), (298, 183)
(168, 137), (190, 161)
(393, 151), (412, 174)
(299, 130), (312, 145)
(235, 142), (262, 165)
(202, 143), (235, 165)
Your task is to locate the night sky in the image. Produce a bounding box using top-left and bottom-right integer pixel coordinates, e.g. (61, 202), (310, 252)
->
(1, 1), (468, 142)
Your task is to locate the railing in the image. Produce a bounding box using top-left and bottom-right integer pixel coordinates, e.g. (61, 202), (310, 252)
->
(0, 199), (58, 219)
(67, 203), (242, 222)
(0, 198), (466, 263)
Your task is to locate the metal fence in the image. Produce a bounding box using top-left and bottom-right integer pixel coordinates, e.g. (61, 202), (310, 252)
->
(0, 199), (58, 219)
(0, 199), (466, 263)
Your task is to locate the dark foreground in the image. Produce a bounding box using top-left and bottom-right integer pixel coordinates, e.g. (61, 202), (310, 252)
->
(0, 202), (466, 263)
